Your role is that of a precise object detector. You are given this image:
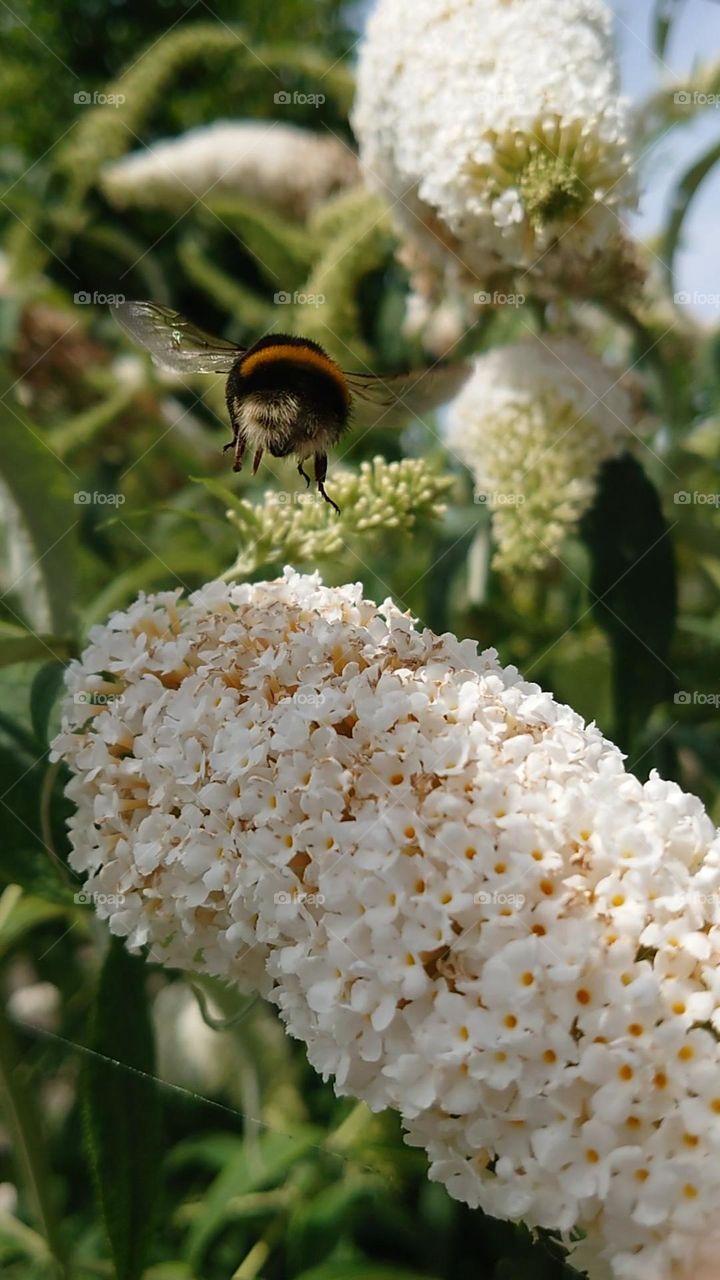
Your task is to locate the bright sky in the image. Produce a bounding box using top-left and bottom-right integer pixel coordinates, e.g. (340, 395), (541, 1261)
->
(612, 0), (720, 318)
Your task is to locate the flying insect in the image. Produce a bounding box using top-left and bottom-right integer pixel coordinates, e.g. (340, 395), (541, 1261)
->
(113, 301), (468, 513)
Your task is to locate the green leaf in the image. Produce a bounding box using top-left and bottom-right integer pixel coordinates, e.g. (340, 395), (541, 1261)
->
(82, 936), (163, 1280)
(286, 1177), (382, 1274)
(0, 1214), (50, 1266)
(580, 454), (677, 757)
(30, 662), (68, 750)
(168, 1133), (246, 1173)
(0, 849), (76, 907)
(0, 624), (73, 669)
(0, 382), (79, 635)
(190, 476), (251, 518)
(49, 383), (139, 458)
(653, 0), (684, 58)
(187, 1126), (322, 1266)
(662, 137), (720, 290)
(0, 887), (70, 958)
(0, 707), (41, 757)
(0, 744), (49, 853)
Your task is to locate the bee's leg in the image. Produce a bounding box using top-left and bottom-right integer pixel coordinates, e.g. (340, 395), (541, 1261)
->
(222, 434), (245, 470)
(223, 403), (246, 472)
(223, 429), (246, 473)
(233, 431), (247, 473)
(223, 383), (239, 455)
(297, 460), (311, 488)
(314, 452), (341, 515)
(252, 447), (264, 475)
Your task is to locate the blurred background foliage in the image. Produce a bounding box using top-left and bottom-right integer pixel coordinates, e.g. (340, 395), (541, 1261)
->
(1, 0), (720, 1277)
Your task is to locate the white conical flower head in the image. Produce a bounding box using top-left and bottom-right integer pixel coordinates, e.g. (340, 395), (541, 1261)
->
(352, 0), (636, 288)
(101, 121), (359, 217)
(446, 335), (632, 570)
(52, 571), (720, 1280)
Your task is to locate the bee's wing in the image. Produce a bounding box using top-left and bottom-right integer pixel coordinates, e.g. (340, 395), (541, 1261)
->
(345, 362), (471, 430)
(112, 301), (243, 374)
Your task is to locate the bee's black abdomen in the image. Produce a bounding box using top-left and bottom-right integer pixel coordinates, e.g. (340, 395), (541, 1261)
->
(268, 438), (297, 458)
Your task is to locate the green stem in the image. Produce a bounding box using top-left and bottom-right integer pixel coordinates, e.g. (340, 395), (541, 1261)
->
(231, 1238), (271, 1280)
(49, 383), (139, 458)
(0, 1000), (67, 1276)
(0, 1211), (50, 1261)
(230, 1214), (289, 1280)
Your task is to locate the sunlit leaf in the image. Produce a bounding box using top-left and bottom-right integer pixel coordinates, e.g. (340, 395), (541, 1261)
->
(663, 138), (720, 290)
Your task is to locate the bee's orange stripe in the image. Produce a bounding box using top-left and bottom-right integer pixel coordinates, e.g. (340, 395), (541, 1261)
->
(238, 343), (349, 404)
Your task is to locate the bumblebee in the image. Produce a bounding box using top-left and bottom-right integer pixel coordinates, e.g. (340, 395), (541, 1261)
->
(113, 301), (468, 512)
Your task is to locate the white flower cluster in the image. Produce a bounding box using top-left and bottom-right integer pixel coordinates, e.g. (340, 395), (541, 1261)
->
(101, 121), (359, 218)
(447, 335), (632, 570)
(53, 570), (720, 1280)
(353, 0), (636, 288)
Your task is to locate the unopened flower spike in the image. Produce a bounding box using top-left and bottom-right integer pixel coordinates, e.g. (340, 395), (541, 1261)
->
(222, 456), (454, 579)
